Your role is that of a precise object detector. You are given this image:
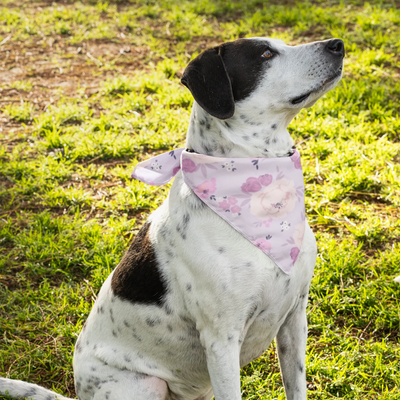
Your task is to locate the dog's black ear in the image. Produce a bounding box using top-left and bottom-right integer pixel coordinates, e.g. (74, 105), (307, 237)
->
(181, 47), (235, 120)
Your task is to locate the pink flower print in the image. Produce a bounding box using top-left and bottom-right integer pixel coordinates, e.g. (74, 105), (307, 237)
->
(172, 166), (181, 176)
(291, 151), (302, 170)
(241, 177), (262, 193)
(254, 238), (271, 252)
(228, 197), (237, 205)
(219, 197), (241, 214)
(230, 205), (241, 214)
(218, 199), (231, 211)
(290, 247), (300, 263)
(293, 221), (305, 248)
(258, 174), (272, 186)
(250, 178), (296, 219)
(182, 158), (197, 173)
(262, 218), (273, 228)
(195, 178), (217, 199)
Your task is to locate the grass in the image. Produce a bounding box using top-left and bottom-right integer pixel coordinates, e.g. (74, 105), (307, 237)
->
(0, 0), (399, 399)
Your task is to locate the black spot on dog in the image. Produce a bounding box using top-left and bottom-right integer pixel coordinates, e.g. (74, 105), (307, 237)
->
(179, 314), (192, 324)
(215, 39), (273, 102)
(109, 308), (115, 323)
(298, 361), (304, 373)
(124, 354), (132, 363)
(176, 213), (190, 240)
(164, 304), (173, 315)
(91, 366), (97, 372)
(279, 344), (287, 356)
(112, 330), (118, 337)
(248, 304), (258, 320)
(203, 143), (215, 154)
(218, 247), (225, 253)
(186, 283), (192, 292)
(132, 332), (142, 341)
(165, 248), (175, 259)
(271, 124), (277, 129)
(242, 135), (250, 141)
(146, 317), (161, 327)
(23, 389), (37, 398)
(124, 320), (130, 328)
(111, 222), (167, 306)
(159, 224), (170, 240)
(284, 278), (290, 294)
(167, 324), (173, 332)
(76, 340), (82, 354)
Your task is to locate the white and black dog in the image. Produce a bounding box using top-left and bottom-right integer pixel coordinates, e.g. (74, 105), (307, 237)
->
(0, 37), (344, 400)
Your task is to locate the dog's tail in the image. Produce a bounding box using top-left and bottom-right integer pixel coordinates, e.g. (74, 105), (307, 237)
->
(0, 378), (74, 400)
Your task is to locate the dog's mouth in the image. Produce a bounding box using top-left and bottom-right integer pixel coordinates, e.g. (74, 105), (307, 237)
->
(290, 65), (343, 105)
(291, 92), (312, 105)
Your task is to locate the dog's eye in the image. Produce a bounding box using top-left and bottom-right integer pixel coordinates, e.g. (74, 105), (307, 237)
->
(262, 49), (274, 59)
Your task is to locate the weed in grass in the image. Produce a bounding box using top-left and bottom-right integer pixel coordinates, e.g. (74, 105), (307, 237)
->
(2, 102), (34, 123)
(8, 80), (33, 92)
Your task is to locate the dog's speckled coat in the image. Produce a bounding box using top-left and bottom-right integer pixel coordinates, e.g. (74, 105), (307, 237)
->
(0, 37), (344, 400)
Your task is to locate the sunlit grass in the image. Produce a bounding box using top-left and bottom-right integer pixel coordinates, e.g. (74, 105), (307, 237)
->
(0, 0), (400, 399)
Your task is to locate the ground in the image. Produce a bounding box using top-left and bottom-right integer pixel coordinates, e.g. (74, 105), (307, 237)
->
(0, 0), (399, 399)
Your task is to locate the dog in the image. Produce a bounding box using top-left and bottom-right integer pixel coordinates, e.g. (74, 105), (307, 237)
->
(0, 37), (344, 400)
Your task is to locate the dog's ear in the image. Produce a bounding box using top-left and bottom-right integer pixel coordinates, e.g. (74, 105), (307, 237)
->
(181, 47), (235, 120)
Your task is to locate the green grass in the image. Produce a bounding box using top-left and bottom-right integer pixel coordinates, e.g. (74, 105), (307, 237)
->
(1, 0), (400, 399)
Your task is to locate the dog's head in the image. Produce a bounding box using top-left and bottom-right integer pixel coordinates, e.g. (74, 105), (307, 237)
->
(181, 38), (344, 120)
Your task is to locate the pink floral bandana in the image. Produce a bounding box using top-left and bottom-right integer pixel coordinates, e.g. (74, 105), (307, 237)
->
(132, 148), (306, 274)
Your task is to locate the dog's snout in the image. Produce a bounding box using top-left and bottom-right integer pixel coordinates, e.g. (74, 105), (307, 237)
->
(325, 39), (345, 58)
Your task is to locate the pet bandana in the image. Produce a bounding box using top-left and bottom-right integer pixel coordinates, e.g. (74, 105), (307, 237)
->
(132, 148), (306, 275)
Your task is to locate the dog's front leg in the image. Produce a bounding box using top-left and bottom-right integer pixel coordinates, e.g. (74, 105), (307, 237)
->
(201, 330), (242, 400)
(276, 295), (309, 400)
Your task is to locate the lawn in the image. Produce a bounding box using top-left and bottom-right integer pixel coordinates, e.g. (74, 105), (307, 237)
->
(0, 0), (399, 399)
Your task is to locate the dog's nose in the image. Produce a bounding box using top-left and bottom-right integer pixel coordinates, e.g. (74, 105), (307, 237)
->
(325, 39), (345, 58)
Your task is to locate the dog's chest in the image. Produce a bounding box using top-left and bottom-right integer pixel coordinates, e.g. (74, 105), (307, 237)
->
(76, 178), (316, 399)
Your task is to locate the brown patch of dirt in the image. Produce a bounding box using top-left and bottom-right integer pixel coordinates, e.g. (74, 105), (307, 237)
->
(0, 34), (152, 133)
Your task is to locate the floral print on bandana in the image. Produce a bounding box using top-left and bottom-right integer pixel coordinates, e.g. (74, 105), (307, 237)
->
(131, 148), (306, 275)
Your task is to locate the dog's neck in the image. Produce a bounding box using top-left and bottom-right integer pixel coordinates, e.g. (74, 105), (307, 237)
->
(186, 102), (296, 158)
